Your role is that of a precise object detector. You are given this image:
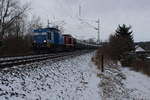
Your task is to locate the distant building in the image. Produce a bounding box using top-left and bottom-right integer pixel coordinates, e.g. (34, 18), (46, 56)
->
(134, 45), (150, 58)
(135, 45), (145, 53)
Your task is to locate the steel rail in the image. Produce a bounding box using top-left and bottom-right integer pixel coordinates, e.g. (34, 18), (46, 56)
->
(0, 50), (91, 68)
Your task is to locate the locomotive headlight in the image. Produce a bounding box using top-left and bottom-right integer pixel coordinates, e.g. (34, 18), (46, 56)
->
(43, 40), (47, 43)
(33, 40), (36, 43)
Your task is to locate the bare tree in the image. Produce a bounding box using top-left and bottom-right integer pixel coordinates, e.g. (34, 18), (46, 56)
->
(27, 16), (43, 35)
(0, 0), (29, 40)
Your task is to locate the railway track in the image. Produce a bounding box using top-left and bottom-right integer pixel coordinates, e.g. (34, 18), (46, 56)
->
(0, 50), (91, 68)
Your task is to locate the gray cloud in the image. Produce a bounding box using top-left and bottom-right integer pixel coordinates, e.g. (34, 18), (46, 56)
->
(22, 0), (150, 41)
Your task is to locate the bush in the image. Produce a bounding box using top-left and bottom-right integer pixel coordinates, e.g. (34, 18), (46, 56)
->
(0, 35), (32, 56)
(0, 40), (2, 47)
(121, 54), (136, 66)
(131, 59), (150, 76)
(93, 43), (117, 69)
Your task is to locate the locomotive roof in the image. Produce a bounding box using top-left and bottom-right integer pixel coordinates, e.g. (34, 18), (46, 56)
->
(33, 27), (60, 33)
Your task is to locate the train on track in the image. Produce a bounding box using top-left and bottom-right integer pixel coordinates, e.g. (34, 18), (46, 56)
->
(32, 26), (99, 52)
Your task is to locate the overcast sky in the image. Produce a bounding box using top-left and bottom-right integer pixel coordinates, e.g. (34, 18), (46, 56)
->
(22, 0), (150, 42)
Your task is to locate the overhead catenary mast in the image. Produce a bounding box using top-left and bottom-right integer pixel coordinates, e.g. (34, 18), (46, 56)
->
(96, 18), (100, 44)
(47, 20), (50, 28)
(79, 5), (81, 17)
(78, 4), (101, 43)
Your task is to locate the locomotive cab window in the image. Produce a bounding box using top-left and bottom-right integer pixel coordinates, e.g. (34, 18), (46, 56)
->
(47, 32), (51, 40)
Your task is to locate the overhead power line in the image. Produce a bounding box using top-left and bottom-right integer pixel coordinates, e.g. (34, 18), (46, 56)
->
(56, 0), (74, 19)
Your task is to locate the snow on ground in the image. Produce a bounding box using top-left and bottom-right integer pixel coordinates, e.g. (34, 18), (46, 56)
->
(98, 62), (150, 100)
(1, 52), (150, 100)
(122, 67), (150, 99)
(0, 53), (101, 100)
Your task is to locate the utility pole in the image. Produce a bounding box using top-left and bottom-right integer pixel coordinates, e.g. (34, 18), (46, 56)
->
(96, 18), (100, 44)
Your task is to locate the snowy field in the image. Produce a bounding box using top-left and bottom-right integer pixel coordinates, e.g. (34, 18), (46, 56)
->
(0, 52), (150, 100)
(0, 53), (101, 100)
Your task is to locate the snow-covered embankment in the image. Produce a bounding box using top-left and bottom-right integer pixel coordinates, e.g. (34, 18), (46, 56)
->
(98, 62), (150, 99)
(0, 53), (101, 100)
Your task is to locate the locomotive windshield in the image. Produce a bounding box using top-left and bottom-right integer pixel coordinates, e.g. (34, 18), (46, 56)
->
(33, 32), (47, 36)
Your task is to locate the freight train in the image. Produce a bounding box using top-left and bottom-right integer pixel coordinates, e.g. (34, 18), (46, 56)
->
(32, 27), (99, 52)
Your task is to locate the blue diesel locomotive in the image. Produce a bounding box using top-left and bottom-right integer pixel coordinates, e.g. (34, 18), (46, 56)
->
(32, 27), (64, 51)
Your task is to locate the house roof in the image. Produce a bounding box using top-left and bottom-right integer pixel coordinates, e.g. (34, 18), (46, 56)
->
(135, 45), (145, 52)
